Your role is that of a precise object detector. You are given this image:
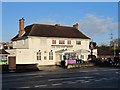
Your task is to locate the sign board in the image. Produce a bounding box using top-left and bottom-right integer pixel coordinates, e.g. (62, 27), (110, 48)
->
(67, 60), (76, 64)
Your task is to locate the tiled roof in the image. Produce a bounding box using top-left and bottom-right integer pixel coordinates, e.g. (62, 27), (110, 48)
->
(11, 24), (90, 41)
(97, 49), (114, 56)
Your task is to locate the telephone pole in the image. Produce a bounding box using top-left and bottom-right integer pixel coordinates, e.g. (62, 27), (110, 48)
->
(110, 33), (116, 57)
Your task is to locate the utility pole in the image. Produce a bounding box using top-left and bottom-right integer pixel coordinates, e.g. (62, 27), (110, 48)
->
(110, 33), (113, 46)
(110, 33), (116, 57)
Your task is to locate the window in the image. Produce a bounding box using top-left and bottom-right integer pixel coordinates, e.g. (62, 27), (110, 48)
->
(59, 40), (65, 44)
(52, 40), (56, 44)
(0, 55), (7, 62)
(76, 41), (81, 45)
(37, 50), (41, 60)
(49, 50), (53, 60)
(44, 56), (47, 60)
(81, 55), (84, 59)
(67, 40), (71, 44)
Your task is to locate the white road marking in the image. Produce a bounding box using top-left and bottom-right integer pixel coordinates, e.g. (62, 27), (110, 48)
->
(34, 84), (47, 87)
(63, 81), (77, 84)
(18, 86), (30, 88)
(63, 80), (90, 84)
(88, 79), (96, 81)
(3, 73), (44, 78)
(94, 78), (114, 82)
(48, 76), (93, 81)
(52, 83), (62, 86)
(94, 73), (100, 75)
(115, 72), (119, 74)
(75, 80), (87, 82)
(81, 80), (90, 83)
(101, 78), (109, 80)
(79, 69), (118, 73)
(67, 81), (78, 84)
(25, 73), (39, 76)
(94, 79), (102, 82)
(79, 71), (89, 73)
(3, 75), (43, 82)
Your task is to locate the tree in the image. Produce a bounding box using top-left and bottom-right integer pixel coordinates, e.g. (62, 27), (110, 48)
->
(89, 42), (97, 60)
(89, 42), (97, 49)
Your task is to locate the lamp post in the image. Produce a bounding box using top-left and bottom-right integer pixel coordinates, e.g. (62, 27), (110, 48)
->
(90, 43), (94, 61)
(113, 43), (116, 57)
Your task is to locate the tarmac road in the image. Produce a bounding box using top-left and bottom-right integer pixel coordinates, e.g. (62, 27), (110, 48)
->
(1, 67), (120, 89)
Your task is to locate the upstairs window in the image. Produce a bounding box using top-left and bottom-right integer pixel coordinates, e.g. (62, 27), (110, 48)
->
(76, 41), (81, 45)
(49, 50), (53, 60)
(59, 40), (65, 44)
(52, 40), (56, 44)
(67, 40), (71, 44)
(37, 50), (41, 60)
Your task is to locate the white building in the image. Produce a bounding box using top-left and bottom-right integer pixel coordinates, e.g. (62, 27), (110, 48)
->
(7, 18), (97, 66)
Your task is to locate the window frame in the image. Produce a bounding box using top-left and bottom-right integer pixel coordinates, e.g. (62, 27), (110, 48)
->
(76, 41), (81, 45)
(52, 40), (56, 44)
(37, 50), (41, 60)
(67, 40), (71, 45)
(49, 50), (53, 60)
(59, 40), (65, 44)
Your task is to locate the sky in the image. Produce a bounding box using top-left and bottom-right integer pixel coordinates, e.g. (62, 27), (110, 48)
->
(1, 1), (118, 45)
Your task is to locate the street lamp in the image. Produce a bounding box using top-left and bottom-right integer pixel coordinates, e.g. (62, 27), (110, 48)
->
(113, 42), (116, 57)
(90, 42), (94, 61)
(89, 42), (97, 61)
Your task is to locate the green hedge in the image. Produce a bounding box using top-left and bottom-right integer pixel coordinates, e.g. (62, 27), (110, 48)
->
(0, 61), (7, 65)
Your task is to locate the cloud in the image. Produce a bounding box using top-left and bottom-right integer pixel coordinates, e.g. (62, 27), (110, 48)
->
(35, 18), (65, 25)
(78, 14), (118, 37)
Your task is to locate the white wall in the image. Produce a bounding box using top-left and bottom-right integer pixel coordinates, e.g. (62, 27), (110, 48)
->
(13, 39), (29, 49)
(11, 36), (91, 65)
(29, 37), (90, 63)
(15, 49), (37, 64)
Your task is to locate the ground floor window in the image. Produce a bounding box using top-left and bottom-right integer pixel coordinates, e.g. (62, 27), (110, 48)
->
(44, 56), (47, 60)
(37, 50), (41, 60)
(63, 53), (76, 60)
(81, 55), (84, 59)
(0, 55), (7, 64)
(49, 50), (53, 60)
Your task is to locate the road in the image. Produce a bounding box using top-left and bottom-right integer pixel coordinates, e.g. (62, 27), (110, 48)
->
(1, 67), (120, 89)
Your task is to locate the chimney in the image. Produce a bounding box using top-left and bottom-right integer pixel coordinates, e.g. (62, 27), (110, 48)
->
(18, 18), (25, 37)
(55, 24), (60, 26)
(73, 23), (79, 30)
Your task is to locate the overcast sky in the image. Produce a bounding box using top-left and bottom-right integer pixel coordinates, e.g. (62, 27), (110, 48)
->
(1, 2), (118, 45)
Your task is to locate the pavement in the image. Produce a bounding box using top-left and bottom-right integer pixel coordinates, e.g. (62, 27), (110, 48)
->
(1, 67), (120, 89)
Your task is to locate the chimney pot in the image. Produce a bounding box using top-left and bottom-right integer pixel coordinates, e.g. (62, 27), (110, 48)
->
(55, 24), (60, 26)
(73, 23), (79, 30)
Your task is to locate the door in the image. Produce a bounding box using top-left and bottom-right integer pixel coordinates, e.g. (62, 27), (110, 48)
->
(8, 56), (16, 70)
(55, 54), (62, 65)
